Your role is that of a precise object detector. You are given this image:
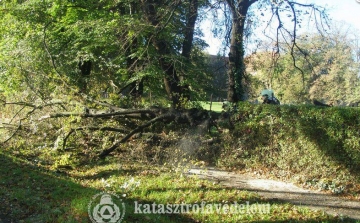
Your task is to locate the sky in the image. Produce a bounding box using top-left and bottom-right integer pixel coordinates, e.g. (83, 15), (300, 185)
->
(203, 0), (360, 55)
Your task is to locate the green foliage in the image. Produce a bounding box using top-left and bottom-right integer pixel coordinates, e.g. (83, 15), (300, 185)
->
(0, 0), (211, 109)
(247, 31), (360, 105)
(217, 102), (360, 193)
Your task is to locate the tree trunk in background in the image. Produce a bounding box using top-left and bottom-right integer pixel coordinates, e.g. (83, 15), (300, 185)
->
(226, 0), (254, 102)
(181, 0), (198, 59)
(180, 0), (199, 102)
(142, 0), (183, 108)
(78, 59), (92, 93)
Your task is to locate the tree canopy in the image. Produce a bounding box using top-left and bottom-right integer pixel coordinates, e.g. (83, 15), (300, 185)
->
(1, 0), (359, 158)
(246, 30), (360, 105)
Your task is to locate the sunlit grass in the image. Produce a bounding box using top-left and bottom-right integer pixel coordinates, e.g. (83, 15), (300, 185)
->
(199, 101), (224, 112)
(0, 151), (357, 223)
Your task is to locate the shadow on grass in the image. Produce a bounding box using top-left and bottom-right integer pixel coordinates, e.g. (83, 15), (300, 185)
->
(284, 106), (360, 177)
(1, 150), (358, 223)
(0, 152), (197, 223)
(231, 104), (360, 182)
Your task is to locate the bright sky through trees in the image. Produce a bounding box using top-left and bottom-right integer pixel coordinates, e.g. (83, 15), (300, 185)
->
(202, 0), (360, 55)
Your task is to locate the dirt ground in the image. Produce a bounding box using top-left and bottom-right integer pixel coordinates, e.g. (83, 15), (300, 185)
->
(187, 167), (360, 220)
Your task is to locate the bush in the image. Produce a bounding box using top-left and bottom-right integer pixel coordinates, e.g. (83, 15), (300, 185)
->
(216, 102), (360, 193)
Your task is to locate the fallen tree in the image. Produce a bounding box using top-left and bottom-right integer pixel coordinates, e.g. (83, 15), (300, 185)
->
(1, 98), (225, 160)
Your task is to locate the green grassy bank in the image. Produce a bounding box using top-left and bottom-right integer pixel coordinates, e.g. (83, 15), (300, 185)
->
(215, 103), (360, 195)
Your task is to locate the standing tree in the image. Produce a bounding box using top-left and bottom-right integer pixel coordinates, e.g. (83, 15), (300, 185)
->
(212, 0), (330, 102)
(141, 0), (201, 108)
(0, 0), (211, 158)
(245, 29), (360, 105)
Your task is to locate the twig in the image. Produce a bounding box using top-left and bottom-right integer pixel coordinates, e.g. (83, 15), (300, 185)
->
(3, 120), (22, 144)
(62, 126), (128, 150)
(99, 113), (174, 159)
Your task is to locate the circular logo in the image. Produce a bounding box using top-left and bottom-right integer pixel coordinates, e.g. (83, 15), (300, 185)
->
(88, 192), (125, 223)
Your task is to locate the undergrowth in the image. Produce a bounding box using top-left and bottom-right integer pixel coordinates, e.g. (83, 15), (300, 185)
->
(216, 103), (360, 196)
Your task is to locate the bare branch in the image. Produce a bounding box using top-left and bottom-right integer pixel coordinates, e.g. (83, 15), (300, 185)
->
(2, 120), (22, 144)
(265, 0), (331, 90)
(99, 112), (175, 159)
(63, 126), (128, 150)
(249, 0), (258, 6)
(38, 109), (158, 120)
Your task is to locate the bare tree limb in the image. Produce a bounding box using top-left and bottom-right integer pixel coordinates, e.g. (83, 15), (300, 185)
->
(266, 0), (330, 91)
(2, 120), (22, 144)
(38, 109), (158, 120)
(63, 126), (128, 150)
(99, 112), (175, 159)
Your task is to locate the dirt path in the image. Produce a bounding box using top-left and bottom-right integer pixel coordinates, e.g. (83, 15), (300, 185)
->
(187, 167), (360, 220)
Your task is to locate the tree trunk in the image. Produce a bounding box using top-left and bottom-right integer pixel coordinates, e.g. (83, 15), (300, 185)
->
(78, 59), (92, 93)
(181, 0), (198, 59)
(226, 0), (253, 102)
(180, 0), (199, 103)
(142, 0), (183, 108)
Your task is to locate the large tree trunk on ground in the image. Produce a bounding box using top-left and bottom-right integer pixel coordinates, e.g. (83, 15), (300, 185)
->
(2, 98), (225, 160)
(97, 108), (223, 159)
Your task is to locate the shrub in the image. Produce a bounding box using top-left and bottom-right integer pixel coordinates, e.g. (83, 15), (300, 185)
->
(216, 103), (360, 193)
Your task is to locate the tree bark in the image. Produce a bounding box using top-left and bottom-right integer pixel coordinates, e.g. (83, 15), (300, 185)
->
(78, 59), (92, 93)
(142, 0), (197, 108)
(180, 0), (199, 103)
(226, 0), (255, 102)
(181, 0), (198, 59)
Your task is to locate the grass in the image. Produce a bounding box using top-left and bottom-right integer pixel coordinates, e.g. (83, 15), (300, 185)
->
(199, 101), (224, 112)
(215, 103), (360, 197)
(0, 150), (358, 223)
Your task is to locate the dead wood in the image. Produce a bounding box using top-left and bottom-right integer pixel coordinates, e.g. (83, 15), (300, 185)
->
(312, 99), (331, 107)
(98, 108), (224, 159)
(99, 112), (176, 159)
(2, 98), (225, 159)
